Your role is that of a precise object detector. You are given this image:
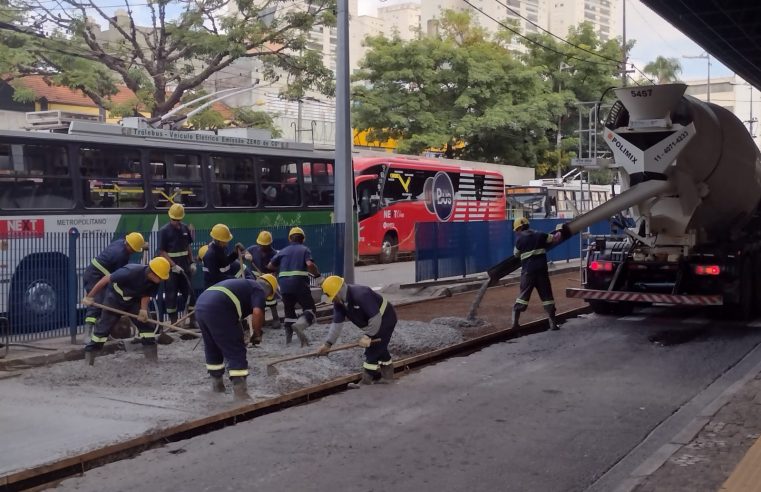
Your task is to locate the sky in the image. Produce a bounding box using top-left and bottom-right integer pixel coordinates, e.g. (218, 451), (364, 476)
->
(360, 0), (734, 82)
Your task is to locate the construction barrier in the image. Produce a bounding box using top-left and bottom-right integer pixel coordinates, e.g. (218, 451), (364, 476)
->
(1, 224), (341, 343)
(414, 219), (613, 282)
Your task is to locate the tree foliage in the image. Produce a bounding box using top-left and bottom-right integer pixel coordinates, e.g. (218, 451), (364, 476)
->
(230, 107), (282, 137)
(643, 56), (682, 83)
(0, 0), (336, 117)
(352, 13), (629, 175)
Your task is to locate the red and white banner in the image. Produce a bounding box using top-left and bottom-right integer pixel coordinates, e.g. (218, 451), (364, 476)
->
(566, 288), (723, 306)
(0, 218), (45, 239)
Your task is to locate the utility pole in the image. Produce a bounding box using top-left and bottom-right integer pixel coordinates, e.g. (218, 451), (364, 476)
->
(683, 53), (711, 102)
(621, 0), (627, 87)
(334, 0), (354, 282)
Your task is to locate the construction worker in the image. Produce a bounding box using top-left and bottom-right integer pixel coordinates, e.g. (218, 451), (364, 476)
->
(82, 232), (145, 335)
(81, 257), (171, 365)
(203, 224), (248, 288)
(267, 226), (322, 346)
(194, 274), (279, 400)
(158, 203), (196, 324)
(317, 276), (396, 385)
(244, 230), (281, 329)
(512, 217), (562, 331)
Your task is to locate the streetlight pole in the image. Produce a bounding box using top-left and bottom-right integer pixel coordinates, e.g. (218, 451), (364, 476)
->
(683, 52), (711, 102)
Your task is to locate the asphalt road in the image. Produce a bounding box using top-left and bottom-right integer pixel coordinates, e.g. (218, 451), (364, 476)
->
(355, 259), (416, 288)
(54, 309), (761, 492)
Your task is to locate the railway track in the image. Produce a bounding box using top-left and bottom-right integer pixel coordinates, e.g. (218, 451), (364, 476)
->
(1, 304), (588, 492)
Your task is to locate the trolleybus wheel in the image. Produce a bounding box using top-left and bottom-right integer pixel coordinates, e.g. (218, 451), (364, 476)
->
(8, 253), (69, 334)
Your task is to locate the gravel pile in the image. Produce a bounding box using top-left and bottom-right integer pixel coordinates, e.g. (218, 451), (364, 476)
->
(22, 318), (470, 412)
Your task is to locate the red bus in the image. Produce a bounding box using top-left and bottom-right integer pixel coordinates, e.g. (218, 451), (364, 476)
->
(354, 156), (506, 263)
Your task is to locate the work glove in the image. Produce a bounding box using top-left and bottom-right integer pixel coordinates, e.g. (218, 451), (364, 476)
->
(234, 242), (245, 252)
(316, 343), (331, 356)
(189, 263), (197, 275)
(138, 309), (149, 323)
(358, 335), (372, 348)
(82, 296), (95, 306)
(171, 264), (183, 274)
(249, 332), (262, 346)
(244, 252), (253, 262)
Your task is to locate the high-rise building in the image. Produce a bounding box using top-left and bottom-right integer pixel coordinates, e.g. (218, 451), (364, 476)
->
(547, 0), (619, 41)
(350, 0), (422, 72)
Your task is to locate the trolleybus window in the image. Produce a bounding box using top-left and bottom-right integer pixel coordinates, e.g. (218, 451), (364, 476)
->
(302, 161), (334, 206)
(80, 146), (144, 209)
(149, 151), (205, 208)
(211, 154), (257, 208)
(0, 142), (74, 209)
(258, 158), (301, 207)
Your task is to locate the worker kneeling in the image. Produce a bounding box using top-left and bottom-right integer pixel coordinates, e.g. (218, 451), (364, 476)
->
(194, 274), (279, 401)
(512, 217), (562, 331)
(82, 257), (170, 366)
(317, 276), (396, 385)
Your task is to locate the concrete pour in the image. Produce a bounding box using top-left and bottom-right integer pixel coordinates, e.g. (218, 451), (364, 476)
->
(21, 319), (466, 419)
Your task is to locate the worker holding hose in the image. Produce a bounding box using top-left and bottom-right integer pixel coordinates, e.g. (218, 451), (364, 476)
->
(194, 274), (279, 401)
(512, 217), (562, 331)
(317, 276), (396, 385)
(81, 257), (171, 365)
(158, 204), (195, 325)
(82, 232), (146, 337)
(244, 230), (281, 330)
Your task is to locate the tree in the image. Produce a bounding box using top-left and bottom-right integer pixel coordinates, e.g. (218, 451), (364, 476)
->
(1, 0), (336, 117)
(230, 107), (283, 138)
(352, 10), (567, 167)
(643, 56), (682, 83)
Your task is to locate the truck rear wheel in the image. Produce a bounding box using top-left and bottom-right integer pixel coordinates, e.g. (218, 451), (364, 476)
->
(589, 300), (611, 315)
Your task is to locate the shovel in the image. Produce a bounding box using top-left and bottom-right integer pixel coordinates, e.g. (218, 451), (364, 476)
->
(265, 339), (380, 376)
(89, 301), (200, 339)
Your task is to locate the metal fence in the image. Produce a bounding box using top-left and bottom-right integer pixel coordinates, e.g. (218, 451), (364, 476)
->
(2, 224), (342, 343)
(414, 219), (612, 282)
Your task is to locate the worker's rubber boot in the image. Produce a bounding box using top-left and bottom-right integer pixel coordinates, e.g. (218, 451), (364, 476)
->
(157, 332), (174, 345)
(85, 350), (96, 366)
(360, 371), (376, 385)
(380, 364), (394, 383)
(143, 344), (159, 363)
(210, 376), (225, 393)
(292, 316), (311, 347)
(169, 312), (178, 324)
(269, 307), (282, 330)
(285, 324), (294, 345)
(232, 377), (251, 401)
(511, 310), (521, 330)
(548, 315), (560, 331)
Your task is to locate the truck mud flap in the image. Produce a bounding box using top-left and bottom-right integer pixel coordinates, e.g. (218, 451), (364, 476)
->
(566, 288), (723, 306)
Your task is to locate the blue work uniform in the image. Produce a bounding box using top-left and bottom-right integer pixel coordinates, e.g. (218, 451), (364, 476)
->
(194, 278), (267, 379)
(270, 242), (317, 329)
(158, 222), (194, 318)
(83, 238), (134, 325)
(203, 242), (252, 288)
(333, 284), (396, 378)
(85, 264), (160, 352)
(513, 229), (555, 314)
(246, 244), (279, 308)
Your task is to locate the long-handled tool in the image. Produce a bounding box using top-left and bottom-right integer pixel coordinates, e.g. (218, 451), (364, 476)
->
(265, 339), (380, 376)
(90, 302), (199, 339)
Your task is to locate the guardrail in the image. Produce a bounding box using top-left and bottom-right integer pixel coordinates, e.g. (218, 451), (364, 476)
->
(1, 224), (341, 343)
(414, 219), (612, 282)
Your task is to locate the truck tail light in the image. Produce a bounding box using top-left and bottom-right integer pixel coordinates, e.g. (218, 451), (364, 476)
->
(694, 265), (721, 276)
(589, 260), (614, 272)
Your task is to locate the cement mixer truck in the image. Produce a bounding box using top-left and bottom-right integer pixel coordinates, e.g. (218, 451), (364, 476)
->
(487, 84), (761, 318)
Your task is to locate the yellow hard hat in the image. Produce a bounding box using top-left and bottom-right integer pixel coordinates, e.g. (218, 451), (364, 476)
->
(256, 230), (273, 246)
(168, 203), (185, 220)
(259, 273), (279, 301)
(125, 232), (145, 252)
(513, 217), (529, 231)
(322, 275), (345, 301)
(288, 226), (305, 239)
(210, 223), (233, 242)
(197, 244), (208, 260)
(149, 256), (171, 280)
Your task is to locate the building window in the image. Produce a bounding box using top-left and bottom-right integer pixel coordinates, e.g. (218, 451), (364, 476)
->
(80, 146), (144, 209)
(149, 151), (205, 208)
(0, 143), (73, 209)
(211, 154), (257, 208)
